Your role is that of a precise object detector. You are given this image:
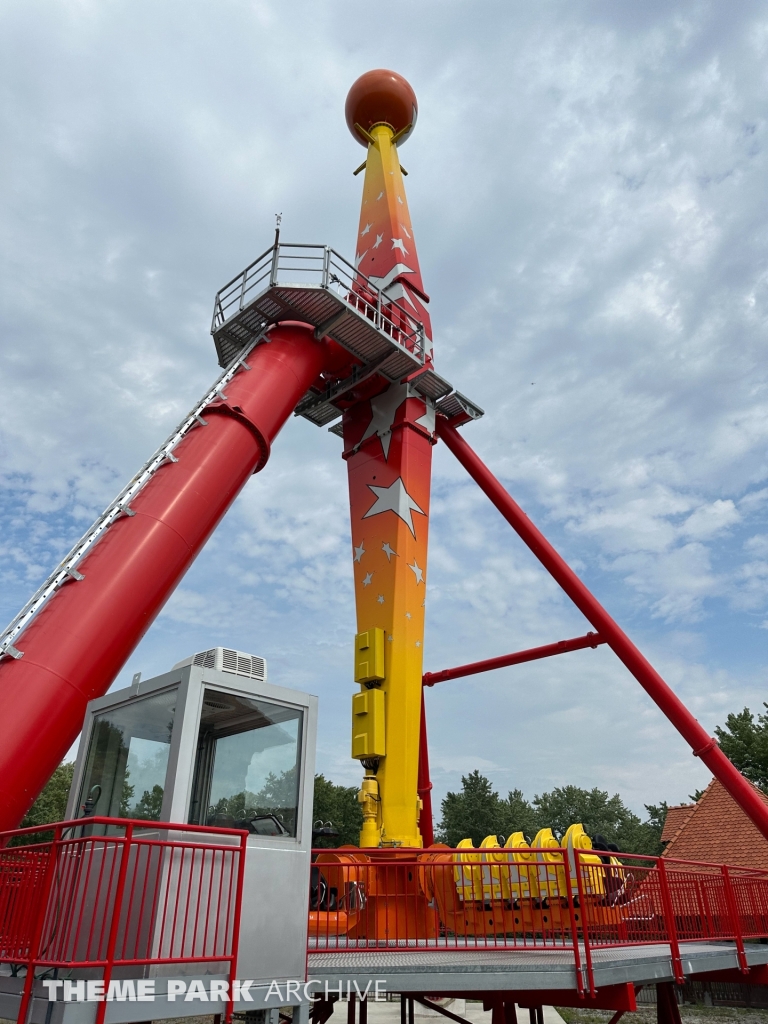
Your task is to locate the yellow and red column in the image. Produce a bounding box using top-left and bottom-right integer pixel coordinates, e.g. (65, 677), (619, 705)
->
(342, 71), (434, 848)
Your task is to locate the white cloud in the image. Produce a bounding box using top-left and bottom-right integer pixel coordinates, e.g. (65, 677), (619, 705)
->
(2, 0), (768, 820)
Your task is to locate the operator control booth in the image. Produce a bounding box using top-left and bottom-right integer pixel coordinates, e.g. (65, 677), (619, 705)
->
(6, 648), (318, 1024)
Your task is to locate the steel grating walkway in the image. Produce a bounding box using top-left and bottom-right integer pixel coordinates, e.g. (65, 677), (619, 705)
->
(308, 941), (768, 993)
(210, 241), (483, 430)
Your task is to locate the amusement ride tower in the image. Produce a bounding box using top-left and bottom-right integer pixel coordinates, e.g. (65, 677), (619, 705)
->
(0, 67), (767, 863)
(342, 71), (436, 849)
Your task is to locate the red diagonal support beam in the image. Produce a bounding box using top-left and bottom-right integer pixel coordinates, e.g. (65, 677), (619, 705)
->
(417, 687), (435, 846)
(423, 631), (605, 686)
(437, 416), (768, 843)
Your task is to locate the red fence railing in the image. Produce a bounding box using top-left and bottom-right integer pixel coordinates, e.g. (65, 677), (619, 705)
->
(0, 817), (248, 1024)
(308, 847), (768, 995)
(3, 823), (764, 1021)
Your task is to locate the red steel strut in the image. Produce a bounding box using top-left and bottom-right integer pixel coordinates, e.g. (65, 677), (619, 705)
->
(417, 688), (435, 847)
(0, 324), (344, 831)
(437, 416), (768, 843)
(423, 632), (606, 687)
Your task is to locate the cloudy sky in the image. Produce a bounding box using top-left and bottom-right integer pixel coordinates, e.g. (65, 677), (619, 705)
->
(2, 0), (768, 822)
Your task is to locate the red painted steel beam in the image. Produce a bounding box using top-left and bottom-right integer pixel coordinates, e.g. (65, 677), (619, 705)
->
(447, 987), (636, 1012)
(0, 324), (347, 832)
(437, 417), (768, 843)
(422, 631), (605, 686)
(690, 966), (768, 984)
(515, 985), (636, 1012)
(417, 688), (434, 846)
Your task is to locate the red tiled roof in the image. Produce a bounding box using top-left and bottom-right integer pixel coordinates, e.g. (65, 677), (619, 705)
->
(661, 803), (695, 846)
(662, 777), (768, 870)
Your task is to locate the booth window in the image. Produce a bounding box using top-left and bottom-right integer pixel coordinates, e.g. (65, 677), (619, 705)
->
(78, 688), (177, 826)
(189, 689), (303, 837)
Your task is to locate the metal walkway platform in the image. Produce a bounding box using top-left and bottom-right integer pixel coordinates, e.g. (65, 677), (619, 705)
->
(210, 241), (483, 429)
(308, 942), (768, 994)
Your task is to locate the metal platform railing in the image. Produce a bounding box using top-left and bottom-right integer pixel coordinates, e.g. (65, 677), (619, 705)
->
(0, 817), (247, 1024)
(308, 847), (768, 996)
(210, 243), (427, 382)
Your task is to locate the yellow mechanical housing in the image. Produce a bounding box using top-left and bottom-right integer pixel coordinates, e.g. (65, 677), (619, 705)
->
(354, 628), (385, 684)
(351, 687), (386, 760)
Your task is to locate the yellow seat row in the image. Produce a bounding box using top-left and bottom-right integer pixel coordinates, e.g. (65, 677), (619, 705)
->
(453, 824), (620, 902)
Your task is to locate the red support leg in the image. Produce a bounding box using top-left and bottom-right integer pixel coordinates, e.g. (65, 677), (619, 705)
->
(437, 418), (768, 842)
(656, 984), (682, 1024)
(417, 688), (435, 846)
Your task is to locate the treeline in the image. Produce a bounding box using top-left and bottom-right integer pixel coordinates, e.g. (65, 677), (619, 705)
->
(18, 701), (768, 853)
(311, 771), (666, 853)
(436, 771), (666, 854)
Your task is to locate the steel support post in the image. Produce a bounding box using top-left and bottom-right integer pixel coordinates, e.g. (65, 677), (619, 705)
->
(417, 688), (435, 846)
(437, 418), (768, 843)
(656, 984), (682, 1024)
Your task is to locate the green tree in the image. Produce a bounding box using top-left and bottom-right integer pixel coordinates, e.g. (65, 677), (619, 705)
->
(533, 786), (636, 849)
(500, 788), (540, 843)
(133, 785), (164, 821)
(437, 773), (666, 855)
(642, 802), (669, 856)
(532, 785), (665, 855)
(312, 774), (362, 847)
(14, 762), (75, 843)
(436, 770), (506, 846)
(715, 705), (768, 791)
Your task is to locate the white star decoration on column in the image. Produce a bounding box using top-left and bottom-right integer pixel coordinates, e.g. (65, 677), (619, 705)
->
(382, 542), (397, 561)
(377, 595), (384, 604)
(360, 381), (429, 460)
(362, 572), (373, 587)
(373, 233), (383, 249)
(415, 400), (436, 436)
(407, 559), (424, 584)
(360, 382), (409, 459)
(363, 478), (425, 537)
(361, 223), (372, 236)
(405, 612), (411, 620)
(353, 543), (365, 563)
(391, 238), (409, 255)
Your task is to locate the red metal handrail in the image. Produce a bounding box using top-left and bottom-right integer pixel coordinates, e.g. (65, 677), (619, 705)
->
(307, 846), (768, 997)
(1, 818), (248, 1024)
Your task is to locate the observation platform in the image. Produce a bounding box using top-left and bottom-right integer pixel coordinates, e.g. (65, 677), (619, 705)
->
(307, 941), (768, 996)
(210, 242), (483, 429)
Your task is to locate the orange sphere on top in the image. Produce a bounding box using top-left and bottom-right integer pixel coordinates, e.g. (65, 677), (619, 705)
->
(345, 70), (418, 147)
